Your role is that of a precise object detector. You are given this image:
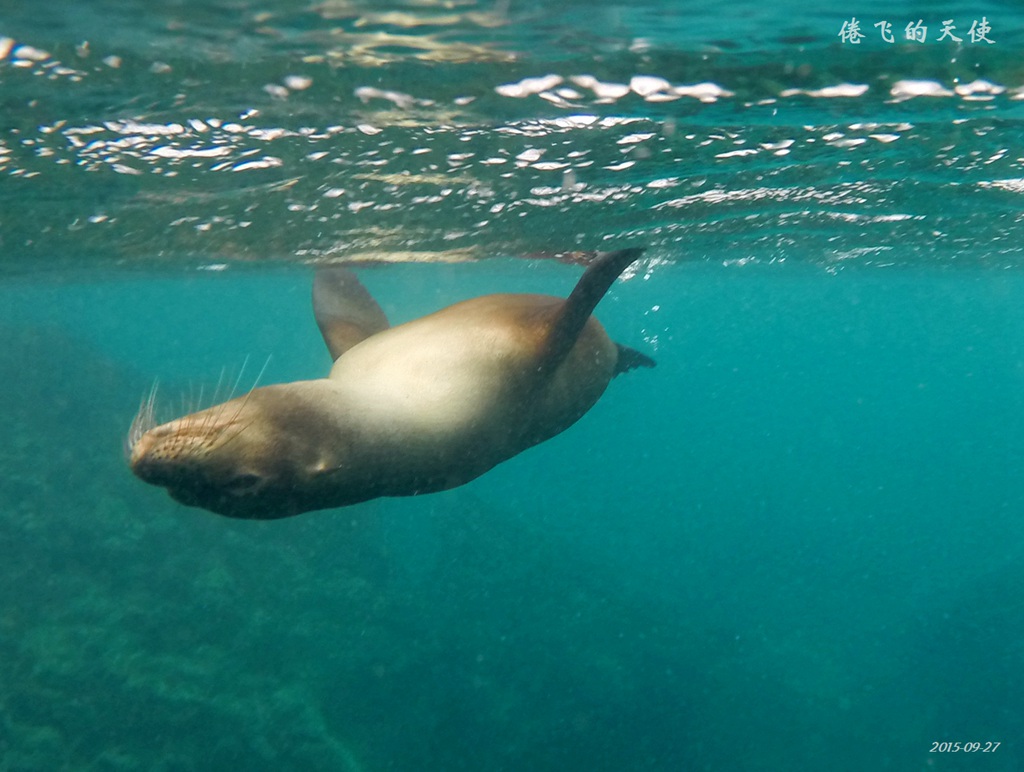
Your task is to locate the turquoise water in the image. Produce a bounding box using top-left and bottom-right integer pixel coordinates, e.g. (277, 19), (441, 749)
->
(3, 1), (1024, 770)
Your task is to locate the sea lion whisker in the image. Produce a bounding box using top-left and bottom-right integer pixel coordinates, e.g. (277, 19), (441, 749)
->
(251, 355), (272, 393)
(126, 379), (160, 457)
(200, 397), (221, 441)
(143, 380), (159, 431)
(226, 355), (272, 428)
(215, 372), (240, 427)
(212, 365), (227, 405)
(229, 355), (251, 401)
(196, 357), (256, 438)
(150, 380), (160, 416)
(188, 379), (204, 415)
(217, 419), (255, 451)
(199, 362), (246, 437)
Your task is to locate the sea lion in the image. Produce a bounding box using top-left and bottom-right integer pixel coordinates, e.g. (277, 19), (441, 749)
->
(128, 248), (655, 519)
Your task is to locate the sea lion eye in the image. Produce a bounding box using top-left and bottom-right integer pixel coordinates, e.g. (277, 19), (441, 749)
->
(225, 472), (263, 495)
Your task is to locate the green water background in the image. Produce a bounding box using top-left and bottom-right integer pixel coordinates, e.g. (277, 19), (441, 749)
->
(2, 1), (1024, 770)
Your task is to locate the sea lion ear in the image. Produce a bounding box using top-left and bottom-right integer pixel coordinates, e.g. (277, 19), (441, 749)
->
(312, 268), (391, 361)
(540, 247), (647, 373)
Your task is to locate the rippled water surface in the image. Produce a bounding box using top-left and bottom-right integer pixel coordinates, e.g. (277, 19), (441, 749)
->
(3, 0), (1024, 269)
(3, 2), (1024, 771)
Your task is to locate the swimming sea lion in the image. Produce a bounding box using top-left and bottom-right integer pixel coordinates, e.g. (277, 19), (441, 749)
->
(128, 248), (655, 518)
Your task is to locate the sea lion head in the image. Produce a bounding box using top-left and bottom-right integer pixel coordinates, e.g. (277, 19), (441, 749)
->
(127, 382), (349, 519)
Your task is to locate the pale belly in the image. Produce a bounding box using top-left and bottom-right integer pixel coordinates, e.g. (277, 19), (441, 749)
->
(325, 294), (617, 484)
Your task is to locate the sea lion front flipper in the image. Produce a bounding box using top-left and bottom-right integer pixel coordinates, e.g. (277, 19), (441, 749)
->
(312, 268), (390, 360)
(540, 247), (646, 372)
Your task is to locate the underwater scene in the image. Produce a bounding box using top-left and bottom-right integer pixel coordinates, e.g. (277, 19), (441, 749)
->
(2, 0), (1024, 769)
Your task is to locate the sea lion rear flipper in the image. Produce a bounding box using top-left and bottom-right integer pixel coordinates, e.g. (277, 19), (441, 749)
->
(540, 247), (647, 372)
(313, 268), (390, 361)
(614, 343), (656, 375)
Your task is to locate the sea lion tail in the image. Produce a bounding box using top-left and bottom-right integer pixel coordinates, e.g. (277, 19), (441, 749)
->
(541, 247), (647, 372)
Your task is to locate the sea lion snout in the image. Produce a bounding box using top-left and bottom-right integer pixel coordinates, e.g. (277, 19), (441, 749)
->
(130, 422), (274, 517)
(129, 425), (205, 492)
(128, 426), (185, 487)
(127, 429), (155, 475)
(129, 416), (213, 479)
